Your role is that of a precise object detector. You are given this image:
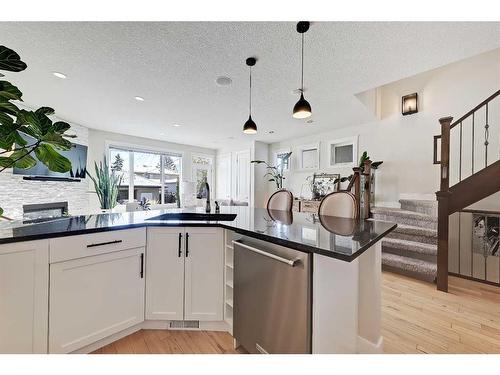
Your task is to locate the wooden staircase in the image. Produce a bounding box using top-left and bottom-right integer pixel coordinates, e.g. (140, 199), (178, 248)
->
(434, 89), (500, 292)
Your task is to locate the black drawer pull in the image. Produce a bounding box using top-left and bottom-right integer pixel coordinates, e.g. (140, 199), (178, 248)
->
(178, 233), (183, 257)
(87, 240), (123, 248)
(185, 232), (189, 257)
(140, 253), (144, 279)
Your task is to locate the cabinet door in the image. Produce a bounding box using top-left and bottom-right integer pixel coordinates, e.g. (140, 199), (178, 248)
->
(145, 228), (185, 320)
(49, 248), (145, 353)
(184, 227), (224, 321)
(0, 240), (49, 354)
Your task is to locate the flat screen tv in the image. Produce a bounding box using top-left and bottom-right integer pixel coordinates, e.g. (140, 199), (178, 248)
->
(13, 132), (88, 180)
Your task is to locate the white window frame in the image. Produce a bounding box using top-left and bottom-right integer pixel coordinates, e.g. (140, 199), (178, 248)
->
(328, 136), (359, 168)
(273, 148), (292, 171)
(297, 142), (320, 170)
(106, 140), (183, 204)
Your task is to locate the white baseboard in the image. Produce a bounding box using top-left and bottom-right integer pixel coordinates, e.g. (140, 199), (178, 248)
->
(357, 335), (384, 354)
(71, 320), (231, 354)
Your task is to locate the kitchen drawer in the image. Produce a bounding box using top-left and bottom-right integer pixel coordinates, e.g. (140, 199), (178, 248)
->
(49, 228), (146, 263)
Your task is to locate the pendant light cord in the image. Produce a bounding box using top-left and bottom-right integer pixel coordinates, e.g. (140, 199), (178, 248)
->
(301, 32), (304, 91)
(249, 66), (252, 116)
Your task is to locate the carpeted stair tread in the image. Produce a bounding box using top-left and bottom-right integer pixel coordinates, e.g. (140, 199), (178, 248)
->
(382, 237), (437, 256)
(390, 223), (437, 237)
(382, 252), (437, 278)
(399, 199), (438, 217)
(371, 207), (437, 222)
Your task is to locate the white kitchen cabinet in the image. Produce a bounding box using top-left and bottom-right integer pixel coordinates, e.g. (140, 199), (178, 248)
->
(146, 228), (184, 320)
(49, 247), (145, 353)
(184, 227), (224, 321)
(0, 240), (49, 354)
(146, 227), (224, 322)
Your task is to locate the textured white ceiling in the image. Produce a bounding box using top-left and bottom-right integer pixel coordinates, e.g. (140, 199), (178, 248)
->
(1, 22), (499, 148)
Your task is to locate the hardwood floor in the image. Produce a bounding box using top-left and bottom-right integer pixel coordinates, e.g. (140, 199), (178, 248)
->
(92, 271), (500, 354)
(91, 329), (246, 354)
(382, 271), (500, 353)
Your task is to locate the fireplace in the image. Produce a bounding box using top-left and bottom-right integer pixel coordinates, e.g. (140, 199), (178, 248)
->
(23, 202), (69, 223)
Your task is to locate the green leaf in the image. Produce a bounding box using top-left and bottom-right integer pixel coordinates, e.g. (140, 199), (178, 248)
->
(0, 46), (27, 72)
(34, 143), (71, 172)
(41, 132), (73, 150)
(16, 109), (52, 135)
(10, 149), (37, 169)
(35, 107), (55, 116)
(0, 156), (14, 167)
(0, 100), (19, 116)
(0, 81), (22, 101)
(0, 111), (14, 126)
(0, 206), (3, 216)
(52, 121), (71, 133)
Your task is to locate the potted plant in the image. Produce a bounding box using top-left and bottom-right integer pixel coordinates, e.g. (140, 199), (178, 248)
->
(251, 152), (292, 190)
(0, 45), (74, 219)
(87, 157), (123, 211)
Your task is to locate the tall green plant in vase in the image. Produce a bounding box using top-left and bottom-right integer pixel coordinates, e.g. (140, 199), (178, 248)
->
(87, 157), (123, 210)
(0, 45), (74, 218)
(251, 152), (292, 190)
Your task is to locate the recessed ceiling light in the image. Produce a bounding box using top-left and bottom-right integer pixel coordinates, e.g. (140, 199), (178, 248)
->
(134, 96), (145, 102)
(216, 76), (232, 86)
(172, 124), (181, 127)
(52, 72), (67, 79)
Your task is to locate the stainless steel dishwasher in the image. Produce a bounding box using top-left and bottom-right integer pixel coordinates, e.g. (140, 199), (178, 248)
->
(233, 236), (311, 354)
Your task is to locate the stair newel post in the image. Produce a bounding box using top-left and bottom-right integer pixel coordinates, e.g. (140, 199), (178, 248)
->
(361, 159), (372, 219)
(436, 116), (453, 292)
(352, 167), (362, 219)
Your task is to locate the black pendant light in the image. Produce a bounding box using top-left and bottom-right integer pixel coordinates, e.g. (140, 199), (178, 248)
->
(293, 21), (312, 119)
(243, 57), (257, 134)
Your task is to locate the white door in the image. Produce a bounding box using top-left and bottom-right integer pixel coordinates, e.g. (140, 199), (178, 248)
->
(0, 240), (49, 354)
(145, 228), (185, 320)
(235, 150), (251, 202)
(49, 248), (145, 353)
(184, 227), (224, 321)
(216, 153), (231, 200)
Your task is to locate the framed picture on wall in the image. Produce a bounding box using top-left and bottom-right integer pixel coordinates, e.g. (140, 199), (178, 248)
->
(297, 143), (320, 170)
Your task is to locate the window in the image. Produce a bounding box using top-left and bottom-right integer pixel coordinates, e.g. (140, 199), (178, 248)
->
(192, 154), (213, 199)
(297, 143), (320, 170)
(109, 146), (182, 206)
(274, 149), (291, 171)
(328, 136), (358, 167)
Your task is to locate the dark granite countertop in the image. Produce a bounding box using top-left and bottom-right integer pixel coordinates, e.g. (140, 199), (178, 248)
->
(0, 207), (396, 262)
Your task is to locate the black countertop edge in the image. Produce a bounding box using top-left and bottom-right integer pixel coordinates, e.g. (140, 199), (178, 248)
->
(0, 220), (397, 262)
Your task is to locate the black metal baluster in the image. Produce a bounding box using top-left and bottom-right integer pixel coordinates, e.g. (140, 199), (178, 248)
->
(459, 121), (462, 181)
(485, 103), (489, 167)
(471, 112), (475, 175)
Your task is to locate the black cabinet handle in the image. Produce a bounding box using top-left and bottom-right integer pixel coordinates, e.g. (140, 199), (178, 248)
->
(140, 253), (144, 279)
(178, 233), (183, 257)
(185, 232), (189, 257)
(87, 239), (122, 248)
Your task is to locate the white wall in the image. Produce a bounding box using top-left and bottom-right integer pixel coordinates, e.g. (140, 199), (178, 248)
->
(87, 129), (216, 211)
(268, 48), (500, 207)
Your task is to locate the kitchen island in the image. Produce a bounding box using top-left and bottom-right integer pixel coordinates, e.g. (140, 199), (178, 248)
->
(0, 207), (395, 354)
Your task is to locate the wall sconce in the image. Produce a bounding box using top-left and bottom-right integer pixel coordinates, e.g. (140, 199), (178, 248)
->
(402, 93), (418, 116)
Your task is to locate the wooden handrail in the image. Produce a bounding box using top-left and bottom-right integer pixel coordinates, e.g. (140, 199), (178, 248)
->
(449, 89), (500, 129)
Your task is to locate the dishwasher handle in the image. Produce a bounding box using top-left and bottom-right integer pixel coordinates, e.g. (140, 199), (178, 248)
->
(233, 240), (300, 267)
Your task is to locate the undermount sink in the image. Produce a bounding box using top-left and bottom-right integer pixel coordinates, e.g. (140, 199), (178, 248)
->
(146, 212), (237, 222)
